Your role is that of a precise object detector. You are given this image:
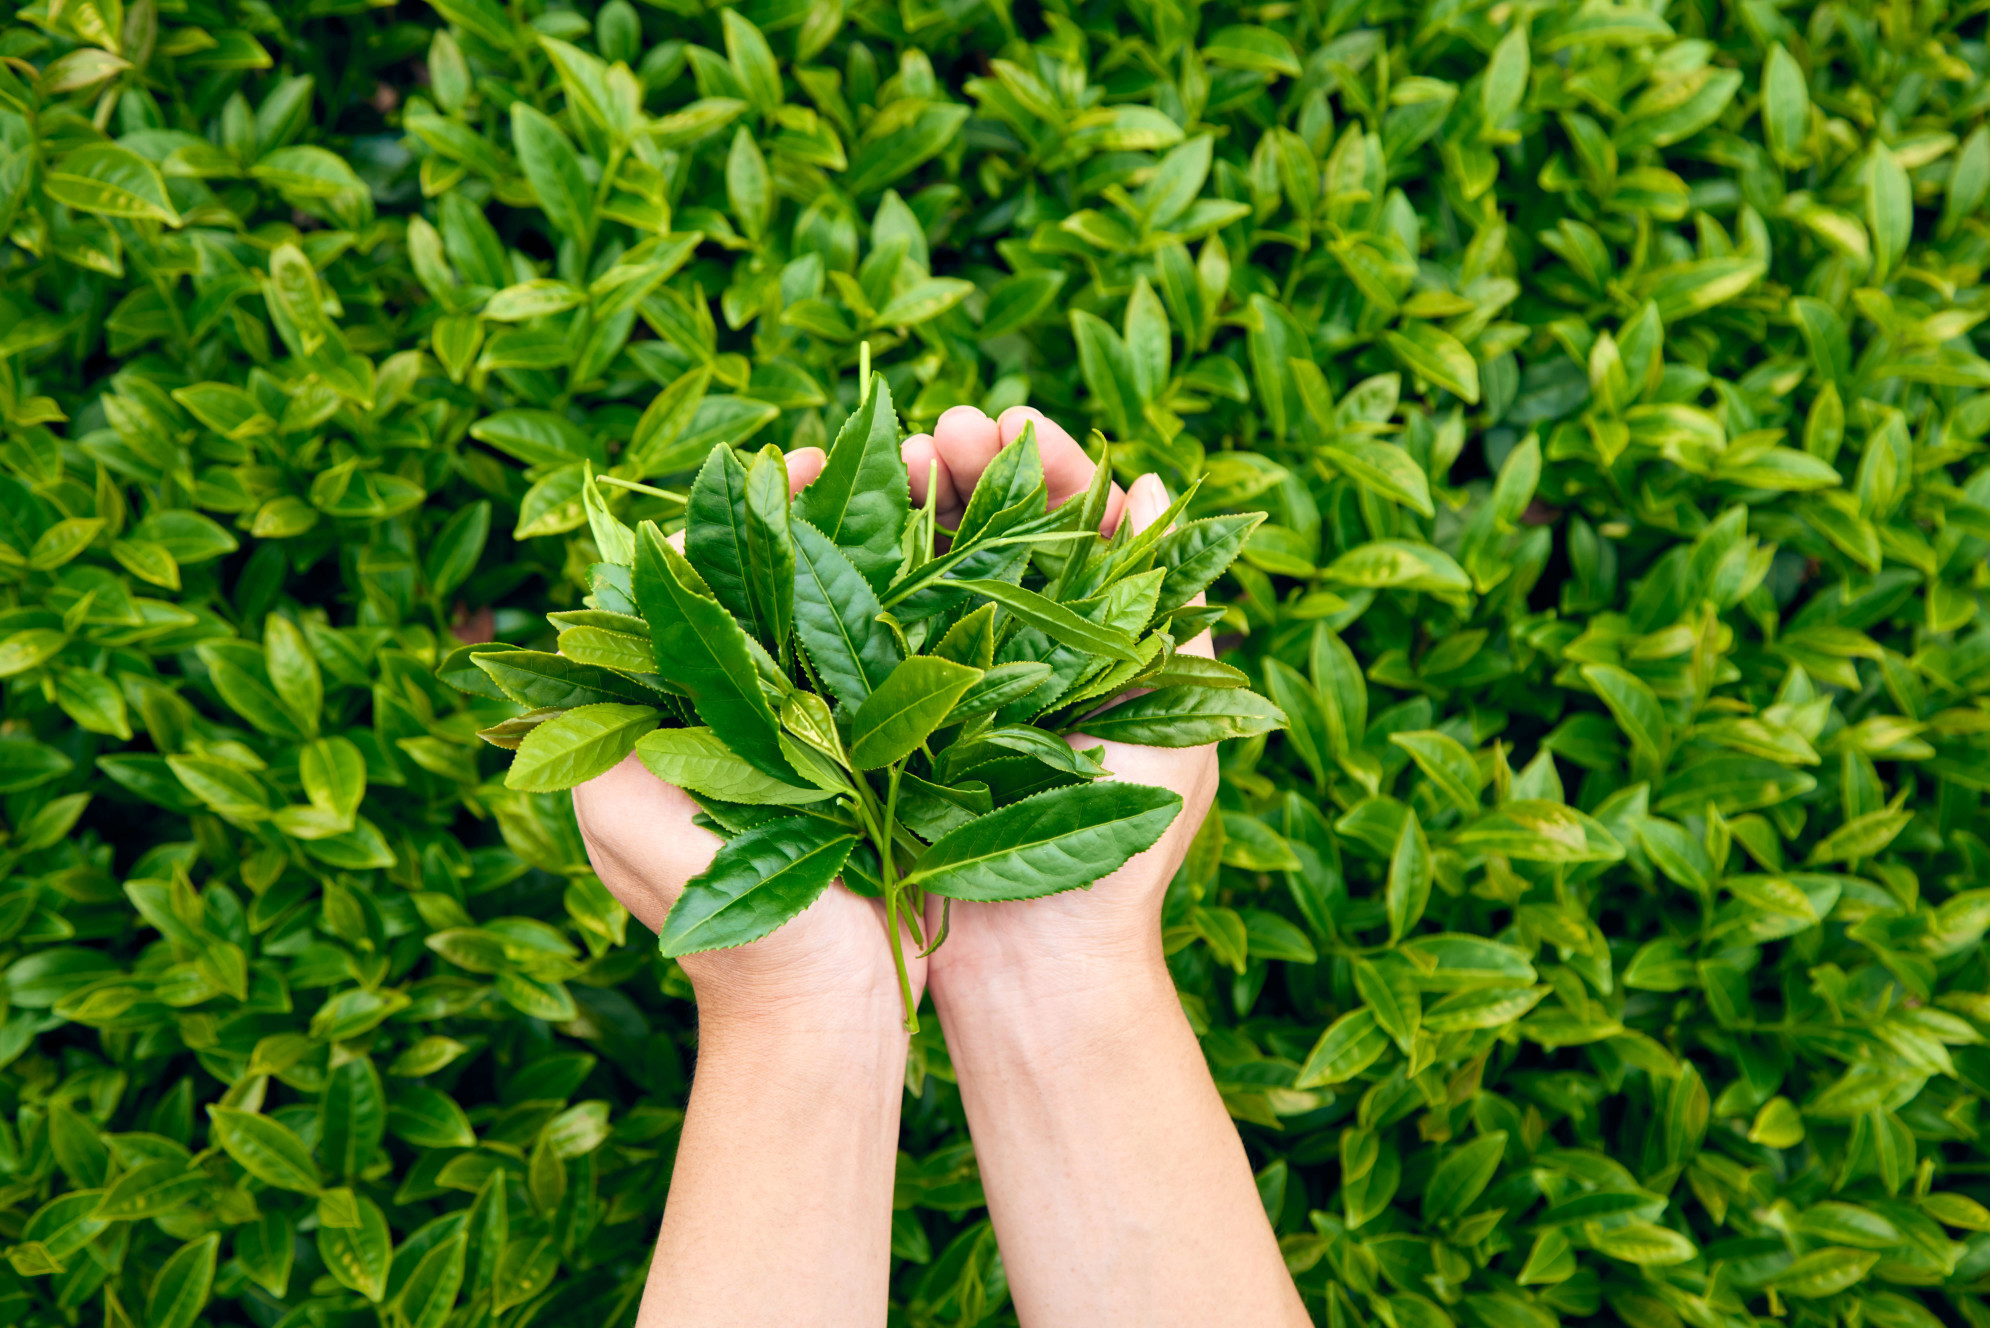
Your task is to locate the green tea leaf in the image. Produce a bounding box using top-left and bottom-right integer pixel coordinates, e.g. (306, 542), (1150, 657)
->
(947, 661), (1055, 719)
(1761, 44), (1811, 165)
(635, 727), (830, 804)
(1294, 1009), (1389, 1088)
(1076, 686), (1286, 746)
(1321, 439), (1435, 517)
(658, 815), (856, 955)
(1868, 141), (1912, 279)
(634, 523), (796, 783)
(850, 657), (983, 769)
(793, 376), (908, 589)
(1382, 323), (1480, 403)
(511, 103), (595, 250)
(951, 578), (1141, 662)
(473, 650), (667, 708)
(504, 703), (657, 792)
(1454, 801), (1626, 863)
(46, 145), (179, 224)
(1423, 1132), (1506, 1221)
(685, 444), (793, 649)
(146, 1234), (219, 1328)
(1385, 807), (1432, 944)
(908, 782), (1183, 900)
(208, 1107), (321, 1195)
(316, 1194), (392, 1302)
(791, 518), (902, 706)
(387, 1085), (477, 1149)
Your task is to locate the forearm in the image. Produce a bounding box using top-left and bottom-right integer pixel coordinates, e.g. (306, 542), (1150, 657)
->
(637, 985), (909, 1327)
(931, 952), (1307, 1327)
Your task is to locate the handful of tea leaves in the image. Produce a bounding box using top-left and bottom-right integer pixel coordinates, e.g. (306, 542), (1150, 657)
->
(446, 374), (1285, 1026)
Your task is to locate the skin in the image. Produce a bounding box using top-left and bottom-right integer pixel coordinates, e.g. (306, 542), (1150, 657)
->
(574, 405), (1306, 1327)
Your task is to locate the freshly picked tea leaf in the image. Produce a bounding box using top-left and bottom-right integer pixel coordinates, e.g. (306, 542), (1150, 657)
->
(468, 373), (1283, 1024)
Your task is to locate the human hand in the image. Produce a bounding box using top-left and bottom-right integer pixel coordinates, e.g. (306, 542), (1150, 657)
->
(572, 452), (928, 1029)
(904, 405), (1219, 1012)
(902, 407), (1302, 1325)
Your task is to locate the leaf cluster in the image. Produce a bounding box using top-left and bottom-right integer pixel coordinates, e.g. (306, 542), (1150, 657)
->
(4, 0), (1990, 1322)
(447, 384), (1280, 1000)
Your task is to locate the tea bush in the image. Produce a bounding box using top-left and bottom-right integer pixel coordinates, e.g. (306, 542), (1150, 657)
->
(6, 0), (1990, 1322)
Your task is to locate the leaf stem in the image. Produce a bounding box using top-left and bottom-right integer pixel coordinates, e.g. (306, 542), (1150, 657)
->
(594, 474), (685, 503)
(877, 762), (918, 1031)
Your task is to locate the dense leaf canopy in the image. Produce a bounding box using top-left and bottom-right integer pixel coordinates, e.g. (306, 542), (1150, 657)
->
(3, 0), (1990, 1322)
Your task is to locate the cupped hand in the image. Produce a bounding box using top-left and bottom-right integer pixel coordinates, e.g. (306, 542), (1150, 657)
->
(573, 451), (927, 1026)
(905, 406), (1219, 1008)
(576, 403), (1210, 1024)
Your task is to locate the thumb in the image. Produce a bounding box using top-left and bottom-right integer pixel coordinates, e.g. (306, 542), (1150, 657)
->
(786, 446), (826, 496)
(1121, 472), (1214, 660)
(1121, 473), (1172, 535)
(572, 752), (719, 935)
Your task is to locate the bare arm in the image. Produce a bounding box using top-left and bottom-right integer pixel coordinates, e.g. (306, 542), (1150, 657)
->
(576, 447), (921, 1328)
(913, 404), (1307, 1326)
(932, 948), (1306, 1326)
(637, 977), (910, 1327)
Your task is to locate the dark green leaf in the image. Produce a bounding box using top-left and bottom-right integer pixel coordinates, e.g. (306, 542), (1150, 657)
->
(511, 103), (595, 250)
(908, 782), (1183, 900)
(633, 523), (797, 783)
(793, 377), (908, 590)
(1076, 686), (1286, 746)
(791, 518), (901, 706)
(951, 578), (1141, 662)
(658, 815), (856, 955)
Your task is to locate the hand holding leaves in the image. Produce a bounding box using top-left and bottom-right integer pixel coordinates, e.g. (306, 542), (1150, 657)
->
(917, 461), (1232, 1001)
(450, 378), (1284, 1028)
(567, 449), (929, 1019)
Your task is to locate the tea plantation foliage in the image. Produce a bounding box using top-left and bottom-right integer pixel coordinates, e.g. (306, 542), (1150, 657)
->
(5, 0), (1990, 1321)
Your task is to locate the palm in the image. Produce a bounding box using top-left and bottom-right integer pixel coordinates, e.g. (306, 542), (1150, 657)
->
(930, 734), (1216, 979)
(901, 404), (1217, 987)
(574, 756), (926, 1009)
(572, 454), (925, 1012)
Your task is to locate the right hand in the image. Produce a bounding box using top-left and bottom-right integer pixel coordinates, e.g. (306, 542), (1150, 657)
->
(901, 406), (1219, 1010)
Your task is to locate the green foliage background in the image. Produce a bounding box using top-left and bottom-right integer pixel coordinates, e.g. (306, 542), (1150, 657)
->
(4, 0), (1990, 1321)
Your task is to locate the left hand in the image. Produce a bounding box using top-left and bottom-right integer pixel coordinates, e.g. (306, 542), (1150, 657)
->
(573, 451), (928, 1029)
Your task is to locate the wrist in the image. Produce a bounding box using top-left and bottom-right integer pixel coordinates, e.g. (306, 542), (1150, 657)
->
(928, 934), (1180, 1052)
(926, 909), (1166, 1015)
(692, 968), (911, 1050)
(690, 984), (912, 1118)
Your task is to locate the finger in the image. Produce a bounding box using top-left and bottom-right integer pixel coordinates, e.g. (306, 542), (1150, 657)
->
(1120, 473), (1214, 659)
(932, 404), (1004, 495)
(997, 406), (1126, 531)
(1120, 472), (1171, 536)
(900, 433), (961, 514)
(571, 752), (720, 934)
(786, 445), (826, 495)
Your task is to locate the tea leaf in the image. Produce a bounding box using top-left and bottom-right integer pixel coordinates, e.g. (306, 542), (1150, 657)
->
(633, 523), (795, 783)
(850, 657), (983, 769)
(504, 704), (657, 792)
(908, 783), (1183, 901)
(658, 816), (857, 955)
